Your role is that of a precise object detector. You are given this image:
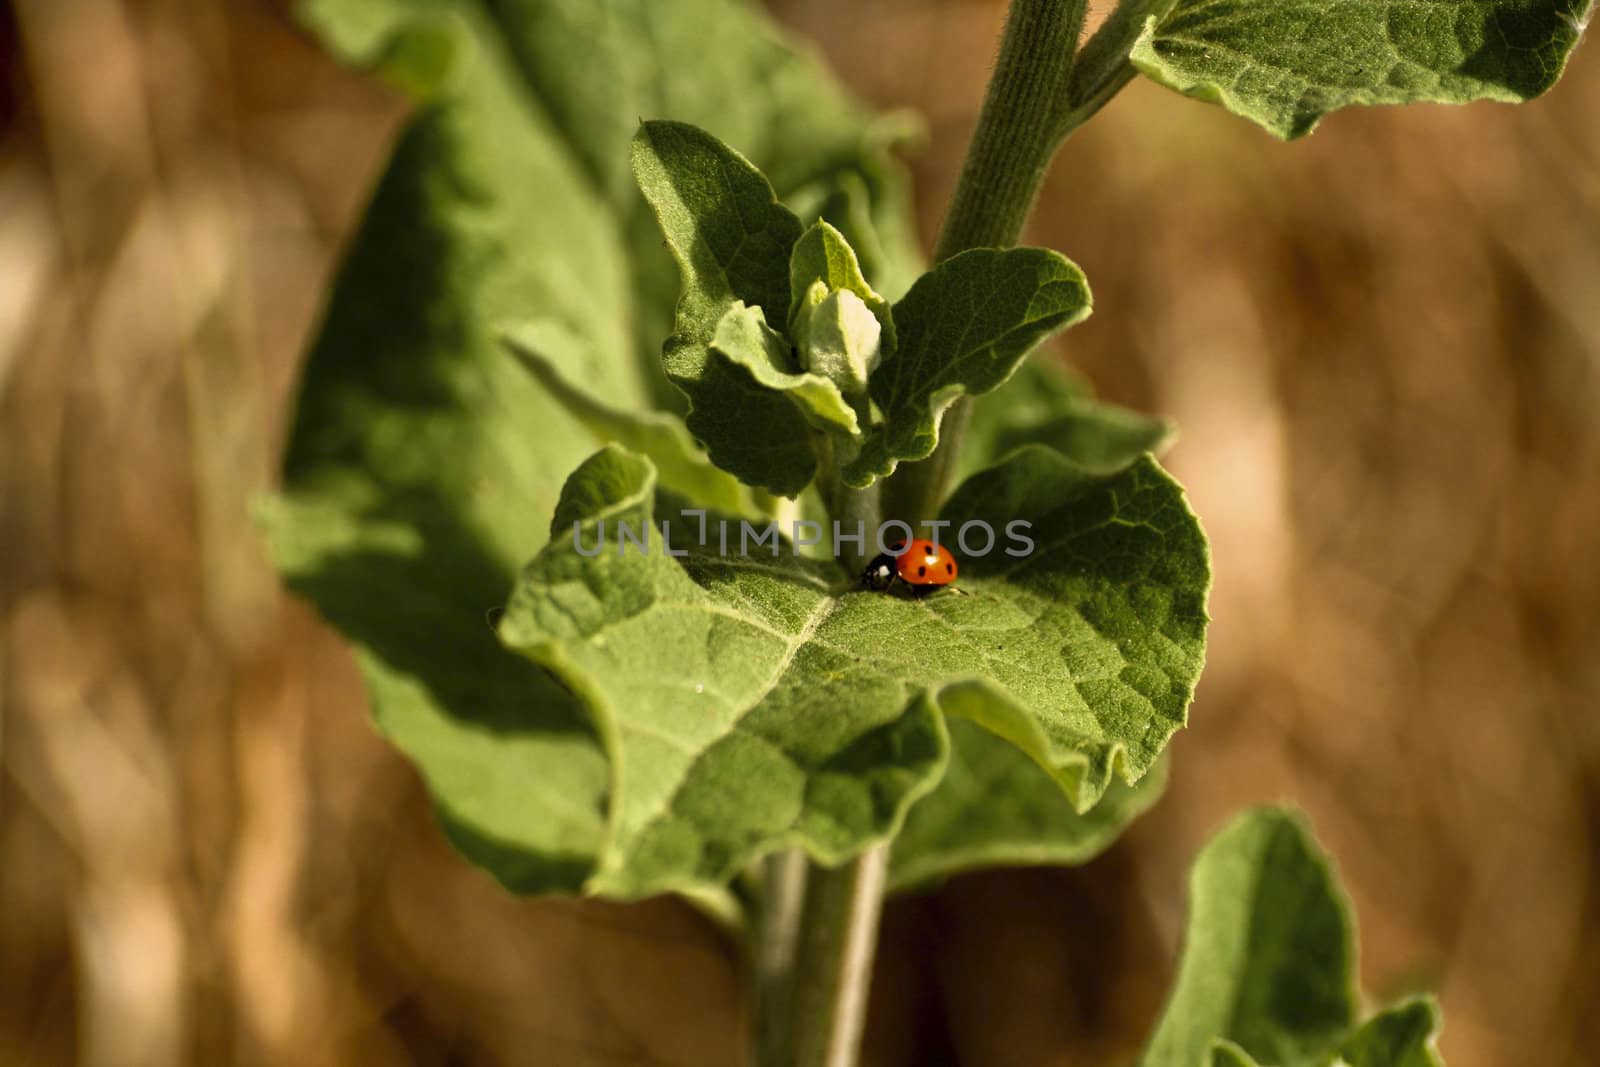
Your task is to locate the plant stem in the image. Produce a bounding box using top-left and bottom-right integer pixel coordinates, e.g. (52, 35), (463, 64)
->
(816, 435), (883, 575)
(767, 5), (1121, 1063)
(753, 849), (809, 1065)
(753, 445), (883, 1067)
(786, 846), (890, 1067)
(931, 0), (1088, 261)
(886, 0), (1090, 526)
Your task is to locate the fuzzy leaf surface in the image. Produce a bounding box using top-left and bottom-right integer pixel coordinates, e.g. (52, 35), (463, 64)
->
(265, 9), (622, 893)
(632, 120), (819, 495)
(844, 248), (1092, 487)
(1337, 998), (1446, 1067)
(886, 358), (1176, 891)
(711, 302), (861, 435)
(1140, 808), (1358, 1066)
(789, 219), (895, 345)
(1131, 0), (1594, 139)
(961, 359), (1174, 481)
(500, 443), (1208, 896)
(888, 724), (1168, 893)
(503, 322), (758, 517)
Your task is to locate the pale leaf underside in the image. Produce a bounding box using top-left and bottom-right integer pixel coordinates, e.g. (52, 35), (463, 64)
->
(1132, 0), (1593, 139)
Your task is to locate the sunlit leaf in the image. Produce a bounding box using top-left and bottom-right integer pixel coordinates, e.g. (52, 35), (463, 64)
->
(1131, 0), (1594, 139)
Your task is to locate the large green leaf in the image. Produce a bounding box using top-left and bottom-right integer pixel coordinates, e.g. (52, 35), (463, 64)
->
(275, 0), (923, 895)
(1139, 809), (1450, 1067)
(1131, 0), (1594, 139)
(267, 7), (623, 893)
(499, 443), (1208, 896)
(303, 0), (921, 368)
(843, 248), (1093, 488)
(882, 362), (1177, 893)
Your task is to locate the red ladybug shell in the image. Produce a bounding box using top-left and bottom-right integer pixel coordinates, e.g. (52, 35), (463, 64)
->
(893, 539), (958, 586)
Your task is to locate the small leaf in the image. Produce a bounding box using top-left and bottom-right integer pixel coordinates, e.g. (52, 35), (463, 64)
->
(795, 287), (885, 398)
(788, 219), (895, 349)
(888, 721), (1168, 893)
(1131, 0), (1594, 140)
(500, 443), (1208, 896)
(1337, 998), (1445, 1067)
(843, 247), (1092, 488)
(1142, 811), (1455, 1067)
(632, 120), (817, 495)
(786, 148), (927, 301)
(711, 302), (861, 435)
(1139, 808), (1357, 1066)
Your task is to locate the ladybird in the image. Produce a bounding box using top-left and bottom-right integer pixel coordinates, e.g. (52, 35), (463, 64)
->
(861, 538), (958, 597)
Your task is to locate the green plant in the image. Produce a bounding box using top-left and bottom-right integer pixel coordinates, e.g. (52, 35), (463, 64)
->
(264, 0), (1590, 1064)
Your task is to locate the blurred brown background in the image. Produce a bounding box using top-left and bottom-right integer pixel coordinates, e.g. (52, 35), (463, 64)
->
(2, 1), (1596, 1064)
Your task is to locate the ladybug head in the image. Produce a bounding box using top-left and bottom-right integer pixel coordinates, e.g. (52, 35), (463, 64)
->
(860, 556), (896, 592)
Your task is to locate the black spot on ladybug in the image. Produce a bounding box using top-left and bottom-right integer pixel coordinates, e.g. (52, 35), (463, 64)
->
(917, 565), (926, 577)
(945, 563), (954, 574)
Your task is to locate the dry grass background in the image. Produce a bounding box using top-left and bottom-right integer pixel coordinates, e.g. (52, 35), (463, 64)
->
(1, 1), (1596, 1064)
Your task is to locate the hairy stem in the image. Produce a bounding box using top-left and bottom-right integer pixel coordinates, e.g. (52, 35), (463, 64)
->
(886, 0), (1093, 526)
(766, 5), (1133, 1063)
(787, 846), (890, 1067)
(753, 849), (809, 1065)
(931, 0), (1088, 261)
(816, 435), (883, 575)
(752, 442), (882, 1067)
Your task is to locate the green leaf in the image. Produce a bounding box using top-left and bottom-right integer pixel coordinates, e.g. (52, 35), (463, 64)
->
(936, 447), (1208, 808)
(711, 302), (861, 436)
(1337, 998), (1446, 1067)
(502, 321), (759, 518)
(1130, 0), (1594, 140)
(962, 359), (1174, 481)
(843, 248), (1093, 488)
(786, 144), (927, 301)
(789, 221), (894, 399)
(1141, 810), (1454, 1067)
(500, 443), (1208, 895)
(888, 722), (1168, 893)
(278, 0), (924, 896)
(499, 446), (948, 896)
(794, 287), (885, 400)
(788, 219), (895, 345)
(1139, 808), (1359, 1066)
(631, 120), (821, 496)
(264, 10), (625, 894)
